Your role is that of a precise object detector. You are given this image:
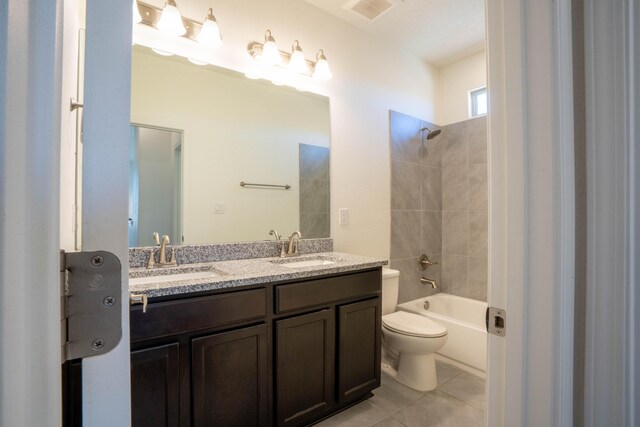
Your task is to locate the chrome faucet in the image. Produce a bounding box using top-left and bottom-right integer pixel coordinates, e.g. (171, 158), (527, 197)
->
(147, 233), (177, 268)
(280, 231), (302, 256)
(269, 229), (287, 258)
(421, 277), (438, 289)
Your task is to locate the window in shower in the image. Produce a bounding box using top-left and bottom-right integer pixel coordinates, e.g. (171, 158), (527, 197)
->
(469, 86), (488, 118)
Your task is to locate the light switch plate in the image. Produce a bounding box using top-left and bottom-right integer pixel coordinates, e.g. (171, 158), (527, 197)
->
(339, 208), (349, 225)
(213, 202), (225, 214)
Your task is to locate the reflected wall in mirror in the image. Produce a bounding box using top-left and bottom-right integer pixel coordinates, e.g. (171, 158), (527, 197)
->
(128, 125), (183, 247)
(130, 47), (331, 246)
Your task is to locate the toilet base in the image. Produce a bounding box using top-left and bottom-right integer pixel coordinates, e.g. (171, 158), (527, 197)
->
(396, 352), (437, 392)
(381, 351), (438, 392)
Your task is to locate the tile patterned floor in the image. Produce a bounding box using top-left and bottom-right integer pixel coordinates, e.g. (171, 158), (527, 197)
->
(316, 361), (485, 427)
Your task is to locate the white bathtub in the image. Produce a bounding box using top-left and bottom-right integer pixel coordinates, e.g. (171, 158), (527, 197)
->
(396, 293), (487, 377)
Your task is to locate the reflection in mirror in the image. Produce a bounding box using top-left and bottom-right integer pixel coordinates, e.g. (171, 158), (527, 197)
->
(128, 126), (183, 247)
(130, 47), (331, 246)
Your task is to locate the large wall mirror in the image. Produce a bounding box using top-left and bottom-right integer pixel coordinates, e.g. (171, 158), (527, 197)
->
(129, 46), (331, 247)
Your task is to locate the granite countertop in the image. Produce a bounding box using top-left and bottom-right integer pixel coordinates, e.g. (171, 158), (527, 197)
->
(129, 252), (388, 299)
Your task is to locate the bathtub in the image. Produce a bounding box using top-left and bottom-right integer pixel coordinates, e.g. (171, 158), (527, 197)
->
(396, 293), (487, 377)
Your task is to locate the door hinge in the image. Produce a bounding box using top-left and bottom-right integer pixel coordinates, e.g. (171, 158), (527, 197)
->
(60, 250), (123, 361)
(486, 307), (506, 337)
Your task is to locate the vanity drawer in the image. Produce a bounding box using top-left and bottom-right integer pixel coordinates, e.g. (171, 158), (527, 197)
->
(131, 288), (267, 341)
(275, 269), (380, 314)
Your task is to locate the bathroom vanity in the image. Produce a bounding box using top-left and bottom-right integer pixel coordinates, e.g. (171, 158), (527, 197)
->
(128, 251), (385, 427)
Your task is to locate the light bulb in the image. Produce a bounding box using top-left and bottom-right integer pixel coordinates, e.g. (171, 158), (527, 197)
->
(312, 50), (333, 80)
(260, 30), (281, 66)
(133, 0), (142, 24)
(157, 0), (186, 37)
(197, 8), (222, 49)
(288, 41), (308, 74)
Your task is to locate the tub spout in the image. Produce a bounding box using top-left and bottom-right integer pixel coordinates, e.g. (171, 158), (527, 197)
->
(421, 277), (437, 289)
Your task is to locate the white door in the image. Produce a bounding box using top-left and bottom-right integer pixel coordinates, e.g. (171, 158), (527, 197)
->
(485, 0), (576, 426)
(80, 0), (132, 424)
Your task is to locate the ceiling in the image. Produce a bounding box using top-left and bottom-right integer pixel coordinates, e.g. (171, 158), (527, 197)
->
(301, 0), (486, 68)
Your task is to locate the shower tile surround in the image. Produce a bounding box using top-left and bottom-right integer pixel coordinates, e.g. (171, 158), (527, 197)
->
(299, 144), (330, 238)
(390, 111), (488, 302)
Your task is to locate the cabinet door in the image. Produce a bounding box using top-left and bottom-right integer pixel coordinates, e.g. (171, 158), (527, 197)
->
(275, 309), (334, 427)
(131, 342), (180, 427)
(337, 298), (381, 403)
(192, 323), (269, 427)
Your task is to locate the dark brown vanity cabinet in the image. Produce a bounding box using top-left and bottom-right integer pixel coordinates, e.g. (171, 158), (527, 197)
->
(131, 343), (181, 427)
(337, 298), (381, 404)
(130, 287), (269, 427)
(129, 268), (382, 427)
(275, 309), (335, 427)
(191, 324), (269, 427)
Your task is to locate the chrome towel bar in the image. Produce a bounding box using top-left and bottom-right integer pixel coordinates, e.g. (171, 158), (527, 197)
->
(240, 181), (291, 190)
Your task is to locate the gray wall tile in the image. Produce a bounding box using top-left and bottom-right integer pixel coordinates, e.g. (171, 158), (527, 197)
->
(422, 253), (441, 291)
(442, 211), (469, 255)
(422, 166), (442, 210)
(468, 163), (487, 210)
(440, 121), (468, 166)
(467, 257), (488, 301)
(300, 178), (329, 214)
(441, 254), (468, 296)
(468, 210), (488, 259)
(391, 257), (439, 304)
(468, 117), (487, 164)
(390, 110), (422, 162)
(442, 165), (468, 210)
(391, 210), (422, 260)
(300, 213), (329, 239)
(390, 111), (487, 304)
(391, 160), (422, 210)
(419, 121), (443, 167)
(299, 144), (329, 181)
(422, 211), (442, 254)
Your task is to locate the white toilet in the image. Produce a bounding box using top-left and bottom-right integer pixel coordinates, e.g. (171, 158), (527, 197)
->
(381, 268), (447, 391)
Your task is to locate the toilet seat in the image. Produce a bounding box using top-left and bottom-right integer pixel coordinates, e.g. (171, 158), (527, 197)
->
(382, 311), (446, 338)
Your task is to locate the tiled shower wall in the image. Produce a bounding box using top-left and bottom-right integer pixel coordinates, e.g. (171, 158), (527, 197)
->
(299, 144), (330, 238)
(389, 110), (488, 303)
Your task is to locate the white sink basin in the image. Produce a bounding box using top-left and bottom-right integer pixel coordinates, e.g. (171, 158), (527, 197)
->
(129, 270), (220, 286)
(276, 259), (336, 269)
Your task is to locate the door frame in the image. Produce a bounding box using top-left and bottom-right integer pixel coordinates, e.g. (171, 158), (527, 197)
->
(80, 0), (133, 425)
(0, 0), (64, 424)
(485, 0), (577, 425)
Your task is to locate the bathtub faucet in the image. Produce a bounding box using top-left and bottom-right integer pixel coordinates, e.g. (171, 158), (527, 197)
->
(421, 277), (438, 289)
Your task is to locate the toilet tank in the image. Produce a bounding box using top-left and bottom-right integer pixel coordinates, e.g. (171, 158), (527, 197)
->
(381, 268), (400, 315)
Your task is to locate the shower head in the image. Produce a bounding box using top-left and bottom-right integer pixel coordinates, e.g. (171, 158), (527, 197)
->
(420, 127), (442, 140)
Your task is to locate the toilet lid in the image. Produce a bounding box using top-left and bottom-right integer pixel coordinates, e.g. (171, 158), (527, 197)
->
(382, 311), (447, 338)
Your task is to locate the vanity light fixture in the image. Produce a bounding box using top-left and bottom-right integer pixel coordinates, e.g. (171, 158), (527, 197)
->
(246, 32), (333, 82)
(288, 41), (308, 74)
(134, 1), (224, 60)
(197, 8), (222, 49)
(157, 0), (186, 37)
(312, 50), (333, 81)
(260, 30), (282, 66)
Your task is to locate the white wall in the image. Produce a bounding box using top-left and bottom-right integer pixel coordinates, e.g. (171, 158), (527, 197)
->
(60, 0), (83, 251)
(438, 50), (486, 125)
(133, 0), (439, 259)
(131, 51), (330, 243)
